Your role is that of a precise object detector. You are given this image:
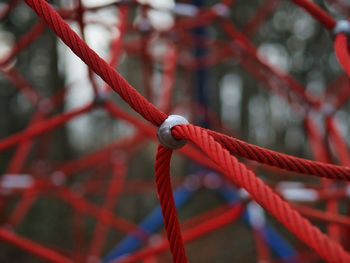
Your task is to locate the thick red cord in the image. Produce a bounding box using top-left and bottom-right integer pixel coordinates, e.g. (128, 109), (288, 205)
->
(172, 124), (350, 263)
(155, 145), (188, 263)
(18, 0), (350, 262)
(24, 0), (166, 126)
(107, 100), (350, 182)
(335, 34), (350, 78)
(7, 112), (44, 173)
(206, 129), (350, 181)
(22, 0), (350, 182)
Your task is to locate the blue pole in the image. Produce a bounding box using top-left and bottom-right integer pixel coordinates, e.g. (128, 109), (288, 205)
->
(103, 186), (196, 262)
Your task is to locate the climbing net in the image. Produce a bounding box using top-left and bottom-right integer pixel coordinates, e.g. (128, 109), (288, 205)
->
(2, 0), (350, 262)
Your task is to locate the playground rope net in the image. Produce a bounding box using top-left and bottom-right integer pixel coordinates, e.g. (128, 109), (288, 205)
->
(2, 0), (350, 262)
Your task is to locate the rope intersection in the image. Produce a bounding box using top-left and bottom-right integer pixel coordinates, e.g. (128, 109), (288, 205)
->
(1, 0), (350, 262)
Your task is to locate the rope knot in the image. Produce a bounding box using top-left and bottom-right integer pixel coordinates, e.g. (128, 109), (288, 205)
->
(157, 115), (189, 149)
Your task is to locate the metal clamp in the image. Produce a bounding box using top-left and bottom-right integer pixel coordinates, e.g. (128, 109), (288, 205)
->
(157, 115), (189, 149)
(333, 20), (350, 37)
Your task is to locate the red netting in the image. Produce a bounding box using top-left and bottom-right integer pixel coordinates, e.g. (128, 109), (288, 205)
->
(1, 0), (350, 262)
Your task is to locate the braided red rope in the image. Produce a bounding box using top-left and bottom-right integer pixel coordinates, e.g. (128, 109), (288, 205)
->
(155, 145), (188, 263)
(88, 159), (128, 259)
(21, 0), (350, 182)
(172, 124), (350, 263)
(24, 0), (167, 127)
(335, 34), (350, 78)
(207, 129), (350, 181)
(18, 0), (350, 262)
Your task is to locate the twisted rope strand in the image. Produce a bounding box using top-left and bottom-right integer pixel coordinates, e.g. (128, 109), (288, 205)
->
(24, 0), (167, 126)
(335, 34), (350, 78)
(19, 1), (350, 262)
(155, 145), (189, 263)
(206, 129), (350, 181)
(172, 125), (350, 263)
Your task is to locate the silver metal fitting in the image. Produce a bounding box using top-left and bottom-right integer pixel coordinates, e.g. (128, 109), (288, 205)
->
(333, 20), (350, 37)
(157, 115), (189, 149)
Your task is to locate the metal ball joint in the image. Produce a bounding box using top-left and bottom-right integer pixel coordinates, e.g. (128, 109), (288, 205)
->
(157, 115), (189, 149)
(333, 20), (350, 38)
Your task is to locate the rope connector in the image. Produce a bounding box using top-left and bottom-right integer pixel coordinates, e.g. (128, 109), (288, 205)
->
(333, 20), (350, 38)
(157, 115), (189, 149)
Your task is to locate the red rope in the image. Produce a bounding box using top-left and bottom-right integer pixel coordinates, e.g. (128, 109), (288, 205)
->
(24, 0), (167, 126)
(88, 158), (127, 259)
(206, 129), (350, 181)
(14, 0), (350, 261)
(172, 124), (350, 263)
(222, 20), (321, 108)
(0, 22), (46, 67)
(107, 92), (350, 182)
(6, 112), (43, 173)
(155, 145), (188, 263)
(0, 103), (93, 152)
(335, 34), (350, 78)
(121, 204), (245, 263)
